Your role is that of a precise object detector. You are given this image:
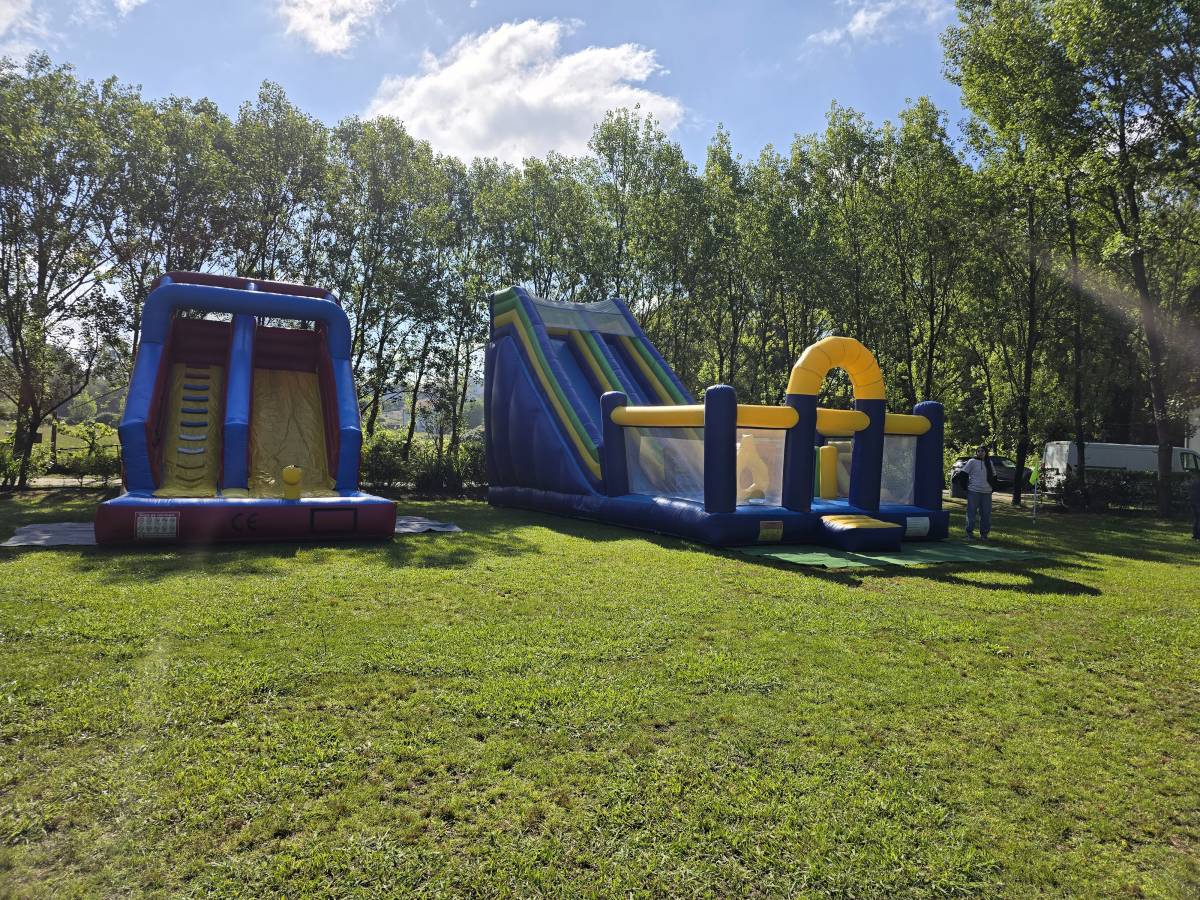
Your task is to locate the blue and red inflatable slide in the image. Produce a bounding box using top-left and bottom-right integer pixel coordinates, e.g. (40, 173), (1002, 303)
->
(95, 272), (395, 544)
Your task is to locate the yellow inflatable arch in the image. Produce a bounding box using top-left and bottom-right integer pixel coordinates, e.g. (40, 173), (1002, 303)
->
(787, 336), (886, 401)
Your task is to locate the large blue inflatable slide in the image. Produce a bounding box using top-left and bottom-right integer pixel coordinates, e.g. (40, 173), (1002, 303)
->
(485, 287), (950, 550)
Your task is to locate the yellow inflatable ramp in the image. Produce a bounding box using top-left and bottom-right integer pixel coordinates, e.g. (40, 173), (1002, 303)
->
(248, 368), (337, 497)
(819, 513), (903, 552)
(156, 363), (224, 497)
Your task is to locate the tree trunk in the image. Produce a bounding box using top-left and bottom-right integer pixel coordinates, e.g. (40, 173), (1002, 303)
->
(403, 332), (435, 460)
(1011, 195), (1039, 507)
(452, 334), (474, 454)
(14, 408), (41, 490)
(1125, 187), (1173, 516)
(1066, 177), (1087, 502)
(364, 374), (385, 437)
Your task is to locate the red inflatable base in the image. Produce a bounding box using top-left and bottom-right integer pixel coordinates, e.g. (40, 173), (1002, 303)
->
(95, 495), (396, 545)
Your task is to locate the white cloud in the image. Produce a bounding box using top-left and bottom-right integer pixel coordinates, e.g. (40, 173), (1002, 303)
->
(0, 0), (32, 35)
(2, 0), (144, 57)
(366, 19), (683, 164)
(70, 0), (149, 29)
(0, 0), (47, 58)
(278, 0), (386, 54)
(804, 0), (951, 51)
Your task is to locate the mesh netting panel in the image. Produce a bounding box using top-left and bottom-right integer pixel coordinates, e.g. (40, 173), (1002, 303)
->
(528, 296), (636, 336)
(881, 434), (917, 505)
(625, 427), (704, 502)
(736, 429), (785, 506)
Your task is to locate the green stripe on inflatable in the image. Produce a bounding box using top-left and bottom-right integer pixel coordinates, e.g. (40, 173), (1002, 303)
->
(506, 299), (599, 463)
(491, 289), (519, 322)
(582, 330), (623, 392)
(630, 335), (688, 404)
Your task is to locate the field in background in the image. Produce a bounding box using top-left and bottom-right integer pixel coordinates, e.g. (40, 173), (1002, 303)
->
(0, 492), (1196, 897)
(0, 423), (120, 452)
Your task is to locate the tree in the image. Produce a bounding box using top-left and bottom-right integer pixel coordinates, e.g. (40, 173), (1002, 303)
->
(105, 95), (235, 364)
(228, 81), (328, 281)
(878, 99), (971, 407)
(1055, 0), (1200, 514)
(0, 55), (125, 488)
(950, 0), (1200, 514)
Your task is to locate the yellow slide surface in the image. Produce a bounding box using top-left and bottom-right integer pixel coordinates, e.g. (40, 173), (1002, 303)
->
(249, 368), (336, 497)
(156, 363), (224, 497)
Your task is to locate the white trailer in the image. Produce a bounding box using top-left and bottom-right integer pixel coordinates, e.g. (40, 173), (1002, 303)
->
(1041, 441), (1200, 488)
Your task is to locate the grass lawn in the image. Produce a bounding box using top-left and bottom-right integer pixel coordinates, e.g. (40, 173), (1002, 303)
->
(0, 490), (1197, 897)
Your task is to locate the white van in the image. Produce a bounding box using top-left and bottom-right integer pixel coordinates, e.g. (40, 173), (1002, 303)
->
(1041, 441), (1200, 488)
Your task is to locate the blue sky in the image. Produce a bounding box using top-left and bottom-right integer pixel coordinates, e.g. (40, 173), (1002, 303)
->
(1, 0), (965, 165)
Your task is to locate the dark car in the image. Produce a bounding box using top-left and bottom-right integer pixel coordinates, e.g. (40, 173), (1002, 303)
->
(949, 455), (1034, 499)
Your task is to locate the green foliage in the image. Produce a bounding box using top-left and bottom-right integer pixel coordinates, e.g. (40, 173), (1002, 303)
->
(1056, 468), (1194, 515)
(0, 440), (49, 486)
(360, 429), (410, 490)
(946, 0), (1200, 512)
(51, 421), (121, 486)
(360, 428), (486, 494)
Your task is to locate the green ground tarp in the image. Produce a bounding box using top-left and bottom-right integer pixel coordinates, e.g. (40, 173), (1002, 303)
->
(737, 540), (1047, 569)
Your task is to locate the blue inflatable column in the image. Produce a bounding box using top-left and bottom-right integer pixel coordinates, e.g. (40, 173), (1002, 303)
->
(601, 391), (629, 497)
(911, 400), (945, 510)
(703, 385), (736, 514)
(483, 341), (499, 487)
(222, 313), (255, 491)
(119, 341), (165, 495)
(849, 398), (886, 513)
(781, 393), (816, 511)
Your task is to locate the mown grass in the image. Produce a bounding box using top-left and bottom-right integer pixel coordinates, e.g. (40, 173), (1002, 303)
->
(0, 490), (1197, 897)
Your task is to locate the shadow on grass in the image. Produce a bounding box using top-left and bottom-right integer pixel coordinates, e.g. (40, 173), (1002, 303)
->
(943, 496), (1199, 567)
(0, 490), (542, 584)
(4, 489), (1192, 596)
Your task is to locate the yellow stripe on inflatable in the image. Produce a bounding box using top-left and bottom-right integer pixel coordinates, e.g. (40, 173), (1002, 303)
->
(821, 514), (896, 529)
(884, 413), (931, 435)
(815, 408), (870, 436)
(493, 309), (602, 479)
(569, 330), (615, 393)
(612, 405), (704, 427)
(618, 335), (676, 404)
(737, 405), (799, 429)
(610, 404), (801, 429)
(788, 336), (887, 400)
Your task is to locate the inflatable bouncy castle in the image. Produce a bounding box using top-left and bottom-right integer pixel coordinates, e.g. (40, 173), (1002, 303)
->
(485, 287), (948, 550)
(95, 272), (396, 544)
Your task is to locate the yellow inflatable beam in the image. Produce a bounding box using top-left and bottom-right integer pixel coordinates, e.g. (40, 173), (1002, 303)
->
(788, 336), (886, 400)
(815, 408), (870, 435)
(611, 405), (703, 427)
(610, 404), (800, 429)
(738, 405), (799, 429)
(884, 413), (931, 435)
(818, 444), (839, 500)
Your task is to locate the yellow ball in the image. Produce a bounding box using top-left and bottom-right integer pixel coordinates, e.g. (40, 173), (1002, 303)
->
(282, 466), (302, 485)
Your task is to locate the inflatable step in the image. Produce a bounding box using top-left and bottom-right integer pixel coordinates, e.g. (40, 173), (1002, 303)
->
(819, 514), (903, 552)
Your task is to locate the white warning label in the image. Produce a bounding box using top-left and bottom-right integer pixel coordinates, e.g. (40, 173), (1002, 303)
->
(905, 516), (930, 538)
(135, 512), (179, 540)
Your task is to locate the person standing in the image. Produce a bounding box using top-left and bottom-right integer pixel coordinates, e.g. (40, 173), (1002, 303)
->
(1189, 471), (1200, 541)
(962, 444), (996, 541)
